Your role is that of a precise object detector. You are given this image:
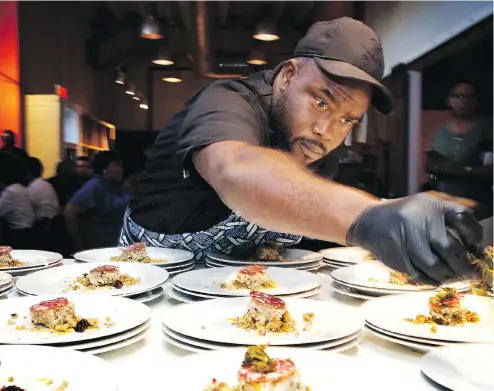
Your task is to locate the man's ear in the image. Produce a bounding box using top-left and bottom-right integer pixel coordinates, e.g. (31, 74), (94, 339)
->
(278, 59), (301, 92)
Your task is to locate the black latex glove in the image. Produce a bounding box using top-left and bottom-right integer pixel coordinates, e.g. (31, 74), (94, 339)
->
(346, 193), (483, 283)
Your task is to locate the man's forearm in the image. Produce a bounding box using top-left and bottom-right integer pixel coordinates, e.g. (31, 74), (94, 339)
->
(194, 142), (378, 244)
(64, 211), (82, 249)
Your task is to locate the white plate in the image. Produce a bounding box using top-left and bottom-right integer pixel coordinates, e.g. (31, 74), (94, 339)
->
(131, 287), (164, 303)
(365, 321), (456, 346)
(132, 346), (434, 391)
(207, 249), (323, 266)
(0, 344), (119, 390)
(0, 285), (15, 298)
(168, 264), (195, 275)
(7, 261), (64, 277)
(161, 260), (195, 270)
(331, 282), (378, 300)
(421, 344), (494, 391)
(173, 283), (322, 300)
(332, 278), (414, 296)
(166, 286), (199, 303)
(206, 258), (324, 270)
(365, 324), (435, 353)
(332, 262), (472, 292)
(163, 297), (364, 345)
(323, 260), (351, 268)
(319, 246), (375, 264)
(0, 250), (63, 271)
(74, 247), (194, 266)
(163, 324), (361, 350)
(363, 293), (494, 343)
(0, 294), (151, 344)
(0, 271), (12, 285)
(163, 329), (208, 352)
(83, 327), (149, 355)
(173, 266), (321, 297)
(162, 328), (360, 354)
(61, 319), (151, 350)
(16, 262), (169, 297)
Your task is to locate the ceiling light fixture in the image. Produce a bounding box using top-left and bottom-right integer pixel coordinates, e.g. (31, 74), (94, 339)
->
(125, 82), (135, 95)
(152, 46), (174, 66)
(115, 68), (125, 84)
(162, 70), (182, 83)
(247, 50), (268, 65)
(141, 15), (163, 40)
(253, 21), (279, 41)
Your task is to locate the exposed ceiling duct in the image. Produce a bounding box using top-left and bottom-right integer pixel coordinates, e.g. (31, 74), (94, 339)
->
(195, 1), (244, 80)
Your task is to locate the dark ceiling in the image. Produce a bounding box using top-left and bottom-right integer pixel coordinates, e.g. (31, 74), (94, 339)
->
(85, 1), (333, 76)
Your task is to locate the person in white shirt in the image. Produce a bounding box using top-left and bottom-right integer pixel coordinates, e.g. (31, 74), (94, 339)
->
(0, 152), (35, 248)
(26, 157), (60, 220)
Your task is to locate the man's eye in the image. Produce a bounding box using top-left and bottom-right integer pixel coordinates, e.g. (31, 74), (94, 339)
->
(314, 97), (328, 111)
(340, 118), (355, 127)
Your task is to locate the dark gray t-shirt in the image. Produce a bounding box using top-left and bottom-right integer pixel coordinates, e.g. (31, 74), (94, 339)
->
(130, 67), (344, 234)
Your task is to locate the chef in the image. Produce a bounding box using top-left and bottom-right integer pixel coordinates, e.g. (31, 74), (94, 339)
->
(120, 18), (482, 283)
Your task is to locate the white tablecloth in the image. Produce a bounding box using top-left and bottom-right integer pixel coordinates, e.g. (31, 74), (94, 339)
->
(7, 261), (440, 390)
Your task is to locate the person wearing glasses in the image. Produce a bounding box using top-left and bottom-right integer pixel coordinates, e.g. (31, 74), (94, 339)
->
(426, 81), (493, 211)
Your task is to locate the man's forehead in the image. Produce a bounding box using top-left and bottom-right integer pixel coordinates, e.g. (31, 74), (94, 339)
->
(452, 83), (475, 94)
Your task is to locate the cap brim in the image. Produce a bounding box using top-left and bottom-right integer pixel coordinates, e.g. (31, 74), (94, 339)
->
(313, 57), (395, 115)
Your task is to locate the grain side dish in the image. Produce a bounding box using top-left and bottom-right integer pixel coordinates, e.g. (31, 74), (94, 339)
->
(69, 265), (141, 291)
(220, 265), (277, 291)
(110, 243), (167, 264)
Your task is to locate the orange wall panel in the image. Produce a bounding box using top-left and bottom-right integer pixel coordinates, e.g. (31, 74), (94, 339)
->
(0, 1), (21, 146)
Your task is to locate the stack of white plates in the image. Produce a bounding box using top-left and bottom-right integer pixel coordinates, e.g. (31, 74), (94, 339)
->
(167, 266), (322, 303)
(161, 297), (363, 352)
(363, 293), (494, 353)
(0, 271), (14, 298)
(0, 295), (151, 354)
(74, 247), (195, 275)
(0, 345), (120, 390)
(420, 344), (494, 390)
(206, 249), (324, 270)
(126, 347), (436, 390)
(0, 250), (63, 277)
(331, 262), (472, 300)
(319, 246), (376, 268)
(16, 262), (169, 303)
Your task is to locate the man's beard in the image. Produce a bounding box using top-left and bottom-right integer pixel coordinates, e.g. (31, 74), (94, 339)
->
(270, 91), (293, 152)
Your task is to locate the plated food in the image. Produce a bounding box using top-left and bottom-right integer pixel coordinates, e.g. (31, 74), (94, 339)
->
(11, 297), (102, 334)
(0, 345), (119, 391)
(204, 345), (309, 391)
(0, 247), (24, 268)
(231, 292), (296, 336)
(405, 288), (480, 332)
(256, 243), (285, 262)
(470, 246), (493, 297)
(110, 243), (163, 264)
(220, 265), (276, 291)
(71, 265), (140, 291)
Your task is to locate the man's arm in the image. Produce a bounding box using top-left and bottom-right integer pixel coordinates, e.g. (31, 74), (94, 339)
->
(64, 204), (84, 251)
(193, 141), (378, 243)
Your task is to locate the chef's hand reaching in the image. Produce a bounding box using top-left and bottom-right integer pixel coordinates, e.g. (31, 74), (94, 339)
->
(346, 193), (483, 283)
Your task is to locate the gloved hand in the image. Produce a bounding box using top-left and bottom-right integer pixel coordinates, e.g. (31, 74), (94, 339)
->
(346, 193), (483, 283)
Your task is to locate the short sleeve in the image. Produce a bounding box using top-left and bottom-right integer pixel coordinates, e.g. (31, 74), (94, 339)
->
(177, 82), (264, 170)
(68, 180), (98, 209)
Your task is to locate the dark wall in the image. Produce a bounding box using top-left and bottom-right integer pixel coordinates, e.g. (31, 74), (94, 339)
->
(422, 33), (493, 115)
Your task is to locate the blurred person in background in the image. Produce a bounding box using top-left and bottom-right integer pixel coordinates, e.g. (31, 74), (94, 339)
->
(48, 159), (83, 209)
(75, 156), (93, 185)
(426, 81), (493, 211)
(26, 157), (62, 251)
(1, 130), (29, 163)
(64, 151), (129, 250)
(0, 152), (35, 248)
